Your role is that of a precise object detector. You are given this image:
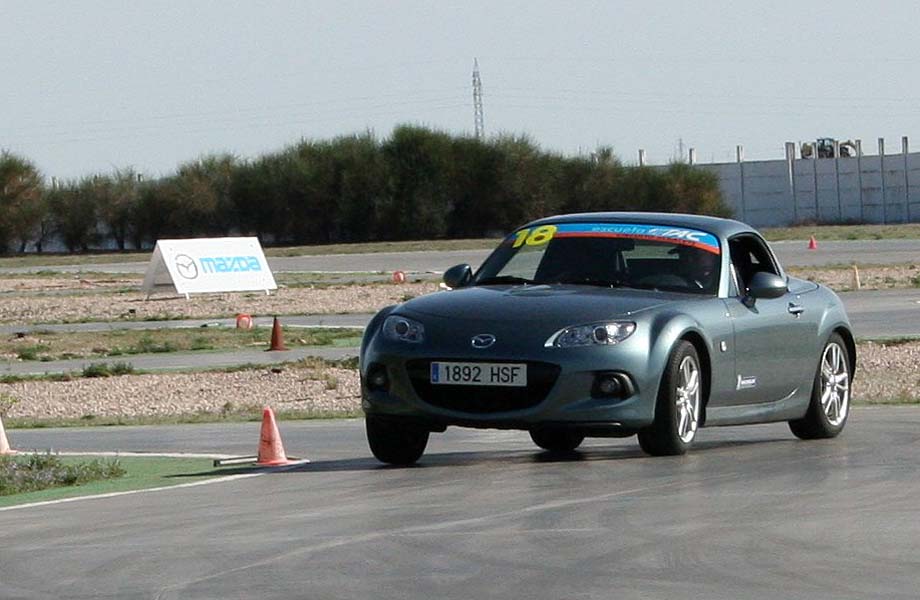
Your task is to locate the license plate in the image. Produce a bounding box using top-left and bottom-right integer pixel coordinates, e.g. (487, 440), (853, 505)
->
(430, 362), (527, 387)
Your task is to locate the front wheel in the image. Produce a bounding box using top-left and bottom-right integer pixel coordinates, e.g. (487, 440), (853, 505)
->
(529, 427), (585, 453)
(789, 333), (851, 439)
(366, 416), (429, 466)
(637, 341), (702, 456)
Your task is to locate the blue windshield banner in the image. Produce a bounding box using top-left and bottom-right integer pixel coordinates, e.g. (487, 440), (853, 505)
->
(552, 223), (721, 254)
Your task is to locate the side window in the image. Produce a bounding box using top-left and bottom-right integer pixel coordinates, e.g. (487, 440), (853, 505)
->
(728, 235), (779, 294)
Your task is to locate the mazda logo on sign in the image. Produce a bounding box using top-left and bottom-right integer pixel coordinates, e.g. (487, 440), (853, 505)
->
(174, 254), (199, 279)
(471, 334), (496, 349)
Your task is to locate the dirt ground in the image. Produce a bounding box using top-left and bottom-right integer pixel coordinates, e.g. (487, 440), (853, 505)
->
(1, 341), (915, 422)
(0, 282), (437, 324)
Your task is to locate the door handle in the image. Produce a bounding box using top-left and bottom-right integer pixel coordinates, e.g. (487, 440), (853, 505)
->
(788, 302), (805, 316)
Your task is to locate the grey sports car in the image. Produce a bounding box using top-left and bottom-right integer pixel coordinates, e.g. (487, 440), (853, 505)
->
(360, 212), (855, 465)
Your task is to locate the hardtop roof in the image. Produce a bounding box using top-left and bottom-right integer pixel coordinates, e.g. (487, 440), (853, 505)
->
(525, 212), (756, 240)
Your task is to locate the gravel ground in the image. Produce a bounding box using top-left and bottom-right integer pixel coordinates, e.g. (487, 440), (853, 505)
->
(0, 282), (437, 324)
(788, 264), (920, 291)
(1, 342), (916, 422)
(1, 366), (360, 421)
(855, 341), (920, 403)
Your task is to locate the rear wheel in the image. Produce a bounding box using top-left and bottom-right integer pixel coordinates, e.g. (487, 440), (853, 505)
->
(529, 427), (585, 453)
(366, 416), (429, 466)
(638, 341), (701, 456)
(789, 333), (851, 439)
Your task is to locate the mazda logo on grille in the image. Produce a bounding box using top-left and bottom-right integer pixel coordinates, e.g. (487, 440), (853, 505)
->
(471, 334), (496, 349)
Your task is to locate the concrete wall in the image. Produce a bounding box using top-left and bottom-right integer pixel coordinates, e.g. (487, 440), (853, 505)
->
(694, 152), (920, 227)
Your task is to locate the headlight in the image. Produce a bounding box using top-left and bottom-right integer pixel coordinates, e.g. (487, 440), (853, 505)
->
(545, 321), (636, 348)
(382, 315), (425, 343)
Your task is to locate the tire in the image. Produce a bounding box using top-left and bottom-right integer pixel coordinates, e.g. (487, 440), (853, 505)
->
(529, 427), (585, 453)
(637, 340), (702, 456)
(789, 333), (851, 440)
(366, 416), (429, 466)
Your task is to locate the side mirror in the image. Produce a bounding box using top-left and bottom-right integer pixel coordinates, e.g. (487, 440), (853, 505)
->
(443, 264), (473, 289)
(746, 272), (787, 300)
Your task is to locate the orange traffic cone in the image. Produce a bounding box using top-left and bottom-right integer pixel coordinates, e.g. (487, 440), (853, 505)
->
(807, 236), (818, 250)
(267, 316), (288, 351)
(0, 415), (15, 455)
(257, 407), (293, 466)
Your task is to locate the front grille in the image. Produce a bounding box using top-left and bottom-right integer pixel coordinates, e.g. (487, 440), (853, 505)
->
(406, 359), (561, 414)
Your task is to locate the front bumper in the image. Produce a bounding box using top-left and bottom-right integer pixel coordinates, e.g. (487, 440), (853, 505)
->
(361, 338), (662, 433)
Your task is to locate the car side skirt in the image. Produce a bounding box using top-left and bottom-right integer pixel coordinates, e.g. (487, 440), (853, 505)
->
(703, 388), (809, 427)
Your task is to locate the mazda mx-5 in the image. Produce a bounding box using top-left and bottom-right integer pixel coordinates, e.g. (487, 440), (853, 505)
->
(360, 212), (855, 465)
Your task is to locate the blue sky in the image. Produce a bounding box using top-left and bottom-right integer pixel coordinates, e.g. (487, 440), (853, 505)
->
(2, 1), (918, 178)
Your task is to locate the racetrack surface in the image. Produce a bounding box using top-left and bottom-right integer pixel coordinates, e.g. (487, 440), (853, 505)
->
(3, 407), (920, 599)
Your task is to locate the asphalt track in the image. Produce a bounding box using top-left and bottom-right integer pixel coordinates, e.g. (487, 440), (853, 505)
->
(3, 407), (920, 599)
(0, 238), (918, 276)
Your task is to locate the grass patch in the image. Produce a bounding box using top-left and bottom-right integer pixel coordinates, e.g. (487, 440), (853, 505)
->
(762, 223), (920, 241)
(0, 456), (225, 508)
(0, 355), (359, 386)
(15, 344), (50, 361)
(2, 326), (363, 361)
(0, 453), (125, 497)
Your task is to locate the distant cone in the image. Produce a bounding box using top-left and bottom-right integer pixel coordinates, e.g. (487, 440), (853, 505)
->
(807, 236), (818, 250)
(257, 407), (293, 466)
(267, 316), (288, 351)
(0, 415), (15, 455)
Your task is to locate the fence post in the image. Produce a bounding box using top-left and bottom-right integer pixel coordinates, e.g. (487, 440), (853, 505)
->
(903, 136), (910, 223)
(688, 148), (696, 165)
(834, 140), (842, 222)
(879, 138), (887, 224)
(785, 142), (797, 223)
(813, 139), (820, 222)
(856, 139), (864, 222)
(638, 149), (646, 166)
(737, 145), (746, 221)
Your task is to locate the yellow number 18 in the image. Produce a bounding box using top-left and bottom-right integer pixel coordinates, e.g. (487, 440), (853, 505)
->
(511, 225), (557, 248)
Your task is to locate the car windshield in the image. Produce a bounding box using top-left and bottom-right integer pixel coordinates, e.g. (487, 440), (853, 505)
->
(474, 222), (722, 295)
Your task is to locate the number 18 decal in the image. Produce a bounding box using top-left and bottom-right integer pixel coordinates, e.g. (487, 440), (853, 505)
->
(511, 225), (557, 248)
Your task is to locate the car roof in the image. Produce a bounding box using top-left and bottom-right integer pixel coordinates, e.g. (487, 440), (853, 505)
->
(523, 212), (757, 240)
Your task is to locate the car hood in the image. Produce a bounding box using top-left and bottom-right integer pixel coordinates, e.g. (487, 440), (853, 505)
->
(400, 284), (679, 324)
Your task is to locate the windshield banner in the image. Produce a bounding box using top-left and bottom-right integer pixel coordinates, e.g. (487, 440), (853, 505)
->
(552, 223), (720, 254)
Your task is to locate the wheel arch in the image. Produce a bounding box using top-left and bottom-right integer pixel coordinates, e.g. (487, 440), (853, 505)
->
(832, 325), (857, 379)
(679, 330), (712, 426)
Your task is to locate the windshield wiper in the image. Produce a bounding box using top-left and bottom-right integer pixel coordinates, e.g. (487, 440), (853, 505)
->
(475, 275), (535, 286)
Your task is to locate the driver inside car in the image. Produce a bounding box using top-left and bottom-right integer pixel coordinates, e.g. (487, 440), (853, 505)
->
(672, 246), (720, 293)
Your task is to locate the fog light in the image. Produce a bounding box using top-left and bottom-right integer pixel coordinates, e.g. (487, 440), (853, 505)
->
(366, 364), (389, 391)
(592, 373), (632, 399)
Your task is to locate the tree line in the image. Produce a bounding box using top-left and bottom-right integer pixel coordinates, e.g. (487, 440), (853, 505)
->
(0, 126), (730, 254)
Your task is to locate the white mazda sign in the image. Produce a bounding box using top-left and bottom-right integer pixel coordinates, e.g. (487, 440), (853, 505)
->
(141, 237), (277, 298)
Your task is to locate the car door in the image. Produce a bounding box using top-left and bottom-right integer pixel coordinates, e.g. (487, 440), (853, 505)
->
(724, 234), (818, 404)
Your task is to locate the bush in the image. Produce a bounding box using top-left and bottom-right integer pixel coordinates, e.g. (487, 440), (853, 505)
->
(0, 453), (125, 496)
(1, 127), (730, 253)
(81, 362), (135, 378)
